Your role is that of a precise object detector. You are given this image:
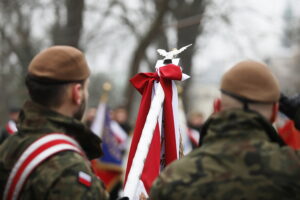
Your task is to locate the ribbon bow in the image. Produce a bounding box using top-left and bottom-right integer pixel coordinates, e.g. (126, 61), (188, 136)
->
(125, 64), (184, 194)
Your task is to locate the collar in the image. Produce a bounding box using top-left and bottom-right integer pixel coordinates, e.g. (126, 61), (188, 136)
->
(199, 109), (285, 147)
(18, 101), (102, 160)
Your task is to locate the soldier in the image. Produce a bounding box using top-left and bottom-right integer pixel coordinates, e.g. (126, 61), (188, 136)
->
(0, 46), (108, 200)
(150, 60), (300, 200)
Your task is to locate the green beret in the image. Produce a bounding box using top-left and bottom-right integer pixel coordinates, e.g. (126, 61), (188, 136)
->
(28, 46), (90, 82)
(221, 60), (280, 103)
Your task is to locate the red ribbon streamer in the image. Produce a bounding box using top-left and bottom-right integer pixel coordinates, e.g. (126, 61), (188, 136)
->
(124, 64), (182, 193)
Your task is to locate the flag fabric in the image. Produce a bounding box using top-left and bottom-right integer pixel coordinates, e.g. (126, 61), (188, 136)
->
(124, 64), (182, 198)
(91, 103), (128, 191)
(90, 103), (106, 138)
(277, 114), (300, 150)
(78, 171), (92, 187)
(186, 128), (200, 148)
(5, 120), (18, 135)
(99, 107), (127, 165)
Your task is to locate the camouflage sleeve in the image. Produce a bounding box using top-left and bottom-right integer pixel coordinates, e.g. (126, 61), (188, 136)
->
(46, 160), (109, 200)
(150, 151), (203, 200)
(47, 154), (108, 200)
(22, 151), (109, 200)
(149, 175), (166, 200)
(150, 162), (187, 200)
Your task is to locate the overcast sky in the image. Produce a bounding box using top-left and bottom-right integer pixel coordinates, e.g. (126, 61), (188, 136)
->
(193, 0), (299, 84)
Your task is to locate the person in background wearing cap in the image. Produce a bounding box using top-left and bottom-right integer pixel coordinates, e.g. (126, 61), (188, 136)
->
(0, 46), (108, 199)
(0, 107), (20, 145)
(150, 60), (300, 200)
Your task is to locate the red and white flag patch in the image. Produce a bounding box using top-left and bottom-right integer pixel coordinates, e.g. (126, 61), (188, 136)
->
(78, 171), (92, 187)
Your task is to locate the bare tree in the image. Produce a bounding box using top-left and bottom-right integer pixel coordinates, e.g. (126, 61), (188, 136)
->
(0, 0), (85, 124)
(123, 0), (171, 113)
(52, 0), (84, 48)
(172, 0), (207, 112)
(277, 2), (300, 94)
(122, 0), (209, 115)
(0, 1), (37, 74)
(0, 0), (210, 124)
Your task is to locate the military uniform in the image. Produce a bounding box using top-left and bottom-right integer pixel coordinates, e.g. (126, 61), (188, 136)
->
(0, 129), (9, 145)
(150, 109), (300, 200)
(0, 101), (109, 200)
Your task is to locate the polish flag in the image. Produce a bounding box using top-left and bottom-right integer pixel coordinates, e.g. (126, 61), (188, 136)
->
(78, 171), (92, 187)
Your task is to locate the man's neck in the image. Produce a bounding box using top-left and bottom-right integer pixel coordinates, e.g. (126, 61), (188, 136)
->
(50, 105), (74, 118)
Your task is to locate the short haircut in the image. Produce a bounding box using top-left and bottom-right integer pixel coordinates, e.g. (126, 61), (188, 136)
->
(221, 93), (274, 120)
(25, 75), (84, 108)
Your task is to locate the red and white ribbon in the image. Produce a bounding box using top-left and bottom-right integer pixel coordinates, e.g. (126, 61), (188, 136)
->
(123, 64), (188, 199)
(3, 133), (84, 200)
(5, 120), (18, 135)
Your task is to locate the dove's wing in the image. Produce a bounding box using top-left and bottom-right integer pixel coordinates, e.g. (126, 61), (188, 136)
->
(177, 44), (192, 53)
(157, 49), (167, 56)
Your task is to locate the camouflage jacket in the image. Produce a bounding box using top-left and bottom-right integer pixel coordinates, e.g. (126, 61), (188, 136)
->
(0, 101), (109, 200)
(150, 109), (300, 200)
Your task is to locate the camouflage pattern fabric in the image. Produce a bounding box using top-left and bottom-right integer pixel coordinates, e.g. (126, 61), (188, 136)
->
(150, 109), (300, 200)
(0, 101), (109, 200)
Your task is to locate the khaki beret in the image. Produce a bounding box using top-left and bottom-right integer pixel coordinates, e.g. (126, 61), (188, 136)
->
(220, 60), (280, 103)
(28, 46), (90, 82)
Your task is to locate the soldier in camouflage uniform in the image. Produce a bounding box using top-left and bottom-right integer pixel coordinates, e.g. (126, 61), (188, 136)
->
(150, 60), (300, 200)
(0, 46), (109, 200)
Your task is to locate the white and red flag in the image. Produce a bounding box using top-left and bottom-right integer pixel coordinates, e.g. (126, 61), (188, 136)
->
(90, 99), (128, 191)
(123, 62), (189, 199)
(5, 120), (18, 135)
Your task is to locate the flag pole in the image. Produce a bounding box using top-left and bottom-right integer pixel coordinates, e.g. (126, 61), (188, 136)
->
(123, 45), (192, 199)
(123, 80), (165, 199)
(101, 82), (112, 103)
(91, 82), (112, 138)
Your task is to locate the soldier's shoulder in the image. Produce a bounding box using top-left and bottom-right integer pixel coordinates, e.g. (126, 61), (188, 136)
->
(33, 150), (91, 182)
(0, 133), (38, 167)
(25, 151), (109, 199)
(151, 149), (206, 200)
(164, 148), (204, 175)
(262, 145), (300, 175)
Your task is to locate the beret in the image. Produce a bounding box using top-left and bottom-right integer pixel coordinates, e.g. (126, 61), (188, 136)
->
(220, 60), (280, 103)
(28, 46), (90, 82)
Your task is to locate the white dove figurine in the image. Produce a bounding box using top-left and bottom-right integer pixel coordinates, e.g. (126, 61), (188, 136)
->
(157, 44), (192, 60)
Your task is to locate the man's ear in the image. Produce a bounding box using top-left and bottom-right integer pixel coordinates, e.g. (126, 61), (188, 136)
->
(213, 98), (221, 114)
(270, 103), (279, 123)
(71, 83), (83, 105)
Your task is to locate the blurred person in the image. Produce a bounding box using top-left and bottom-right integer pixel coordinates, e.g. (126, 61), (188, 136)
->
(150, 60), (300, 200)
(112, 106), (131, 135)
(84, 107), (97, 128)
(97, 106), (131, 200)
(111, 106), (136, 199)
(0, 107), (20, 144)
(187, 111), (204, 133)
(186, 111), (204, 148)
(0, 46), (108, 200)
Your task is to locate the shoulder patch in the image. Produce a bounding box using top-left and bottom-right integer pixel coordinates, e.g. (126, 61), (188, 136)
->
(78, 171), (92, 187)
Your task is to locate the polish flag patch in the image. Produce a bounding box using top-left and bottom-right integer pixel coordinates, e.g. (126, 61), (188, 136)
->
(78, 171), (92, 187)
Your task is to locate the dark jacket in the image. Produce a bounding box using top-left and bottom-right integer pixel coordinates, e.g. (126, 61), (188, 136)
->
(0, 101), (108, 200)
